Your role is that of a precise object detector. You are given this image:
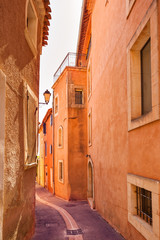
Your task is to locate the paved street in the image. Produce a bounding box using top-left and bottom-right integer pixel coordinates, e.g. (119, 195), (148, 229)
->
(31, 184), (124, 240)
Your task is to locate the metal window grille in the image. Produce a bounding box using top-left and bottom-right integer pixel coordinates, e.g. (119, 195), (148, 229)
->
(136, 186), (152, 225)
(75, 90), (83, 104)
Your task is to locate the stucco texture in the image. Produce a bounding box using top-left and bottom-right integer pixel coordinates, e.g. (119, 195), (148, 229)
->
(0, 0), (44, 239)
(85, 0), (160, 239)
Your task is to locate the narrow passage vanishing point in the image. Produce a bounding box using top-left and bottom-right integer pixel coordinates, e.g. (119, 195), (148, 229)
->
(32, 184), (125, 240)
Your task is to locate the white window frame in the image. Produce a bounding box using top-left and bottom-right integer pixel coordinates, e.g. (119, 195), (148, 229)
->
(58, 160), (64, 183)
(127, 174), (160, 240)
(25, 0), (38, 56)
(57, 126), (63, 148)
(54, 94), (59, 116)
(23, 80), (38, 169)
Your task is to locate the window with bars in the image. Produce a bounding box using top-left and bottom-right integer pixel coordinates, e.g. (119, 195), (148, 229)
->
(75, 89), (83, 104)
(136, 187), (152, 225)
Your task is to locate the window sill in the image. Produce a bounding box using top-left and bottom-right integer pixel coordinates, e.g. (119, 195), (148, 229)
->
(128, 105), (160, 131)
(128, 214), (154, 240)
(24, 162), (37, 170)
(58, 179), (64, 184)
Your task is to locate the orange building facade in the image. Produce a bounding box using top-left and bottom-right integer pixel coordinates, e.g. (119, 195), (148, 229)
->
(76, 0), (160, 240)
(38, 108), (54, 194)
(52, 61), (88, 200)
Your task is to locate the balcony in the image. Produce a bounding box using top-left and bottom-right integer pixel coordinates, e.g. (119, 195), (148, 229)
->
(53, 52), (87, 82)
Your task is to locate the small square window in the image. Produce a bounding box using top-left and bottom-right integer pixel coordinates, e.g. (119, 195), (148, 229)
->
(75, 89), (83, 104)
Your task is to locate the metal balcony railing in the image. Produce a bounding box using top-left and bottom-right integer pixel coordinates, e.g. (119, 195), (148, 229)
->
(53, 52), (87, 82)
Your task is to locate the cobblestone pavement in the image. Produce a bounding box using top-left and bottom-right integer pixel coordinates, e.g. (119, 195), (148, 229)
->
(31, 184), (125, 240)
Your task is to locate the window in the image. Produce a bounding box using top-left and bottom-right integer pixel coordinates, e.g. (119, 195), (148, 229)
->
(45, 142), (47, 157)
(75, 89), (83, 104)
(86, 37), (91, 59)
(50, 144), (52, 154)
(127, 174), (160, 240)
(25, 0), (38, 55)
(43, 122), (46, 135)
(50, 168), (53, 188)
(87, 63), (92, 100)
(127, 3), (159, 130)
(54, 95), (58, 116)
(88, 110), (92, 146)
(136, 187), (152, 225)
(58, 126), (63, 148)
(50, 114), (53, 126)
(58, 160), (64, 183)
(23, 83), (38, 167)
(141, 39), (152, 115)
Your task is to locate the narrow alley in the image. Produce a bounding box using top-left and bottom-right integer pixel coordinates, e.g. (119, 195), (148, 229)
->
(32, 184), (124, 240)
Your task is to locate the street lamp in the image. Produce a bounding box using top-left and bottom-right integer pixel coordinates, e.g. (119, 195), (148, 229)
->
(39, 89), (51, 105)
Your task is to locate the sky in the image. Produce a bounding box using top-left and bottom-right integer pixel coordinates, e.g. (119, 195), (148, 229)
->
(39, 0), (83, 122)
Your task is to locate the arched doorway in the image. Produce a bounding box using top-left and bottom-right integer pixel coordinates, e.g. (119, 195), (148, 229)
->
(87, 159), (95, 208)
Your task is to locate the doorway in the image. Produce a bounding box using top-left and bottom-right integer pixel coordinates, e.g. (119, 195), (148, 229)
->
(87, 159), (95, 208)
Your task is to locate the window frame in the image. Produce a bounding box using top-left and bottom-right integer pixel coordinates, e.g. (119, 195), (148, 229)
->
(23, 80), (38, 169)
(75, 89), (83, 105)
(58, 160), (64, 183)
(127, 2), (159, 131)
(57, 126), (63, 148)
(54, 94), (59, 116)
(87, 61), (92, 101)
(44, 142), (47, 157)
(127, 173), (160, 240)
(88, 109), (92, 146)
(24, 0), (38, 56)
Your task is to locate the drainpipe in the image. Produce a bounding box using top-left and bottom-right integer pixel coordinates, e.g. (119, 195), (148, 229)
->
(52, 89), (55, 194)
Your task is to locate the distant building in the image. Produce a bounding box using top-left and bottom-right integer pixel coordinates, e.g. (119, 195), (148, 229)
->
(37, 124), (45, 188)
(52, 53), (88, 200)
(0, 0), (51, 239)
